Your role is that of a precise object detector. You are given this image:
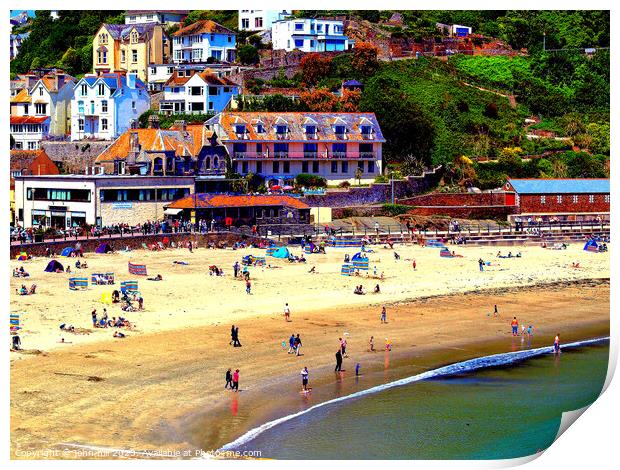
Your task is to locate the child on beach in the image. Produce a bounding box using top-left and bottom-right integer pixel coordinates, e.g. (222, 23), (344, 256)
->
(412, 259), (417, 271)
(340, 337), (348, 358)
(369, 336), (375, 352)
(284, 303), (291, 322)
(527, 325), (534, 337)
(300, 367), (309, 392)
(232, 369), (240, 391)
(554, 334), (561, 354)
(511, 317), (519, 336)
(246, 279), (251, 294)
(381, 306), (387, 324)
(385, 338), (392, 351)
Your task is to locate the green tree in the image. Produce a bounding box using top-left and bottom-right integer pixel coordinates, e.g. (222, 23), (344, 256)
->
(237, 44), (259, 65)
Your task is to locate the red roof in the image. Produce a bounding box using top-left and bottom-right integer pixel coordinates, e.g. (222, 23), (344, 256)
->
(10, 116), (49, 124)
(166, 194), (309, 210)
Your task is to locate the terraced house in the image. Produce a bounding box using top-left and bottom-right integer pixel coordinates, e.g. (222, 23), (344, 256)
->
(205, 112), (385, 185)
(172, 20), (237, 63)
(159, 68), (239, 115)
(10, 89), (49, 150)
(70, 72), (150, 141)
(28, 71), (75, 136)
(93, 23), (171, 82)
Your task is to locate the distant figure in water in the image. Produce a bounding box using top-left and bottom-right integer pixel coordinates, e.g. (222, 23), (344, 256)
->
(369, 336), (375, 352)
(494, 305), (498, 317)
(554, 334), (561, 354)
(355, 363), (361, 376)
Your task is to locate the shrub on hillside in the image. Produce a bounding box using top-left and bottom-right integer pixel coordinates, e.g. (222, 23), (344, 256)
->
(295, 173), (327, 188)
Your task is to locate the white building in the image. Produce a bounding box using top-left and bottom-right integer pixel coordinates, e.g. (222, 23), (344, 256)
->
(70, 72), (150, 141)
(436, 23), (473, 37)
(14, 174), (195, 228)
(272, 18), (351, 52)
(147, 63), (243, 92)
(29, 72), (75, 136)
(10, 32), (29, 60)
(172, 20), (237, 64)
(125, 10), (189, 26)
(238, 10), (291, 31)
(159, 68), (239, 115)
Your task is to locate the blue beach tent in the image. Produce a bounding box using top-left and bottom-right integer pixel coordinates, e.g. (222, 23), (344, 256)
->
(61, 247), (75, 257)
(271, 247), (290, 258)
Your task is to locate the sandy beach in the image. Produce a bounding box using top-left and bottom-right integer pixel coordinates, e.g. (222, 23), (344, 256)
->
(10, 242), (610, 458)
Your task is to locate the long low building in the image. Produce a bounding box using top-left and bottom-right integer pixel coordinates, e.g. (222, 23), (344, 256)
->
(164, 193), (310, 227)
(14, 174), (195, 228)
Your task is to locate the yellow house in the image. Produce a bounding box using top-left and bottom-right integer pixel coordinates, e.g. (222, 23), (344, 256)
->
(93, 23), (171, 82)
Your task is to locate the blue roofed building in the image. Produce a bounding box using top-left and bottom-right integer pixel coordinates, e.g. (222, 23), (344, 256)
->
(70, 72), (150, 141)
(504, 179), (610, 220)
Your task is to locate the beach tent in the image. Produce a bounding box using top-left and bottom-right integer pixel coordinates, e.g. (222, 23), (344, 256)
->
(271, 247), (290, 258)
(440, 248), (455, 258)
(95, 242), (113, 254)
(15, 252), (28, 261)
(44, 260), (64, 272)
(351, 252), (368, 262)
(584, 239), (599, 252)
(128, 261), (148, 276)
(61, 247), (75, 257)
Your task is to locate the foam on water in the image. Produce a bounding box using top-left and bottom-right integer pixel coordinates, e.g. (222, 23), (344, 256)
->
(218, 337), (609, 452)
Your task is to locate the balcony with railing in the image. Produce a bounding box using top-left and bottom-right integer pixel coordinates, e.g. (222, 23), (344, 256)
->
(228, 150), (375, 160)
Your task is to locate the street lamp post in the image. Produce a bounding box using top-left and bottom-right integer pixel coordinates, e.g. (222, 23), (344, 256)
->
(390, 171), (394, 204)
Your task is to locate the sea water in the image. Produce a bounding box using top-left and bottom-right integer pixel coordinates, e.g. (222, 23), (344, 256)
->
(225, 340), (609, 459)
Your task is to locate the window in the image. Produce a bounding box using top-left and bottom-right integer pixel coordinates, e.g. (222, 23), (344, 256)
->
(283, 161), (290, 173)
(332, 143), (346, 157)
(78, 119), (84, 131)
(604, 195), (610, 203)
(101, 118), (108, 131)
(101, 100), (108, 113)
(35, 103), (47, 115)
(235, 124), (247, 135)
(190, 86), (203, 96)
(97, 49), (107, 64)
(77, 101), (84, 114)
(150, 67), (156, 75)
(573, 195), (579, 203)
(273, 161), (280, 173)
(540, 196), (546, 204)
(23, 104), (29, 115)
(208, 86), (218, 96)
(361, 125), (373, 137)
(305, 125), (316, 137)
(276, 124), (288, 135)
(27, 141), (38, 150)
(242, 161), (248, 173)
(295, 23), (304, 30)
(39, 87), (43, 96)
(132, 49), (138, 63)
(256, 161), (262, 174)
(331, 161), (338, 173)
(131, 31), (139, 44)
(302, 161), (309, 173)
(255, 17), (263, 28)
(132, 101), (136, 111)
(241, 18), (249, 29)
(121, 50), (126, 63)
(312, 161), (319, 173)
(228, 35), (232, 43)
(255, 123), (265, 134)
(167, 67), (174, 74)
(208, 102), (214, 110)
(32, 188), (90, 202)
(304, 143), (318, 157)
(334, 125), (346, 137)
(294, 39), (304, 48)
(556, 195), (562, 203)
(341, 161), (348, 173)
(589, 195), (595, 203)
(80, 84), (88, 96)
(98, 83), (105, 96)
(368, 161), (375, 173)
(274, 143), (288, 157)
(310, 40), (315, 48)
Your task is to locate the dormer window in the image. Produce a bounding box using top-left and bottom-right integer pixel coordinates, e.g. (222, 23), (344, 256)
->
(97, 83), (105, 96)
(235, 124), (247, 137)
(361, 125), (373, 138)
(131, 31), (139, 44)
(334, 125), (347, 139)
(255, 123), (265, 134)
(80, 84), (88, 96)
(276, 124), (288, 137)
(305, 125), (317, 138)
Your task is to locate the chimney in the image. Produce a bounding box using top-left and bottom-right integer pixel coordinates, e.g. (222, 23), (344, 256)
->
(27, 74), (38, 89)
(55, 73), (65, 90)
(127, 72), (137, 89)
(148, 114), (160, 129)
(174, 120), (186, 133)
(127, 131), (140, 165)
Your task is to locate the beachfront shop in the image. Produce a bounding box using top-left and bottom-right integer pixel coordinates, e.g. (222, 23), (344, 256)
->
(163, 194), (311, 228)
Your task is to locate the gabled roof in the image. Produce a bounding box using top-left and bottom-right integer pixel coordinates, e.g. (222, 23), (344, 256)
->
(507, 179), (610, 194)
(126, 10), (189, 15)
(173, 19), (235, 37)
(75, 73), (147, 92)
(10, 150), (59, 175)
(101, 23), (161, 41)
(35, 73), (76, 93)
(163, 69), (239, 88)
(10, 89), (31, 104)
(207, 112), (386, 142)
(95, 126), (206, 163)
(166, 194), (309, 210)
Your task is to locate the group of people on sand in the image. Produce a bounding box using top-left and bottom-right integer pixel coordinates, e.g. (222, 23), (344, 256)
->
(287, 333), (303, 356)
(224, 368), (240, 391)
(230, 325), (242, 347)
(16, 283), (36, 296)
(75, 259), (88, 269)
(13, 266), (29, 277)
(496, 251), (522, 258)
(91, 308), (133, 335)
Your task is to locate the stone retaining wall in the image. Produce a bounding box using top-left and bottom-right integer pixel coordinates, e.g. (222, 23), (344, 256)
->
(41, 141), (111, 174)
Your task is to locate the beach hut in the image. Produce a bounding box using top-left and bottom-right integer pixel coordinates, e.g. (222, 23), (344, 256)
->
(95, 242), (113, 254)
(61, 247), (75, 257)
(128, 262), (148, 276)
(15, 252), (28, 261)
(44, 260), (64, 272)
(69, 277), (88, 290)
(583, 239), (599, 252)
(271, 247), (290, 259)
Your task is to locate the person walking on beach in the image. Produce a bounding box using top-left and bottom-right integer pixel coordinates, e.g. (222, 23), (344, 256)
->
(288, 334), (296, 354)
(232, 369), (240, 391)
(554, 334), (561, 354)
(494, 305), (499, 317)
(381, 306), (387, 324)
(294, 334), (302, 356)
(233, 261), (240, 278)
(300, 367), (309, 392)
(527, 324), (534, 338)
(246, 279), (251, 295)
(91, 309), (97, 328)
(284, 303), (291, 322)
(511, 317), (519, 336)
(230, 325), (236, 345)
(412, 259), (417, 271)
(478, 258), (485, 271)
(369, 336), (375, 352)
(225, 368), (233, 389)
(340, 337), (348, 358)
(335, 349), (343, 372)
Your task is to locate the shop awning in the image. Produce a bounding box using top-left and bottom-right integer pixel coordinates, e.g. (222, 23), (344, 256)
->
(164, 208), (183, 215)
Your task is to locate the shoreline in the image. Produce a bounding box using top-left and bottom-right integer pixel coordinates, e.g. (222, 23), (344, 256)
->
(11, 279), (609, 459)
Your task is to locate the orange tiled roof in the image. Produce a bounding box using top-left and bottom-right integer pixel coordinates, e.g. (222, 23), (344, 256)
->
(10, 116), (49, 124)
(173, 19), (235, 37)
(166, 194), (309, 210)
(95, 125), (206, 162)
(206, 112), (386, 142)
(163, 69), (239, 88)
(10, 149), (59, 175)
(10, 88), (31, 103)
(39, 74), (74, 93)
